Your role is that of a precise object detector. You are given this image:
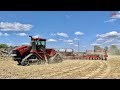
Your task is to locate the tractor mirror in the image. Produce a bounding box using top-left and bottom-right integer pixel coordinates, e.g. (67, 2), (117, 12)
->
(29, 36), (32, 38)
(29, 36), (33, 40)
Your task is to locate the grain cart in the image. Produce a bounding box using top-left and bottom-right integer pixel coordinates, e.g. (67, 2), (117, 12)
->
(11, 36), (62, 66)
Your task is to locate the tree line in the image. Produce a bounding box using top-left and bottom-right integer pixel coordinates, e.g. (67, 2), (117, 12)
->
(0, 44), (16, 49)
(0, 44), (8, 48)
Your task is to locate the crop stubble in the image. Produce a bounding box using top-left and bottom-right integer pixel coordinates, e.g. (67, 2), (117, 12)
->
(0, 55), (120, 79)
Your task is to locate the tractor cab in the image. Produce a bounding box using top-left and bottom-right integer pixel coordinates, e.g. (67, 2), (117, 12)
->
(29, 36), (46, 52)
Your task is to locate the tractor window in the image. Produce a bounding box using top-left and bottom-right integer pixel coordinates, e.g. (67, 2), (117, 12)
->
(37, 41), (45, 46)
(41, 41), (46, 46)
(36, 41), (46, 50)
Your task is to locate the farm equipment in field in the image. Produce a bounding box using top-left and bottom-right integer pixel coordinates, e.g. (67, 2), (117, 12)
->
(0, 47), (15, 57)
(59, 48), (108, 60)
(11, 36), (62, 66)
(59, 48), (76, 60)
(74, 50), (108, 60)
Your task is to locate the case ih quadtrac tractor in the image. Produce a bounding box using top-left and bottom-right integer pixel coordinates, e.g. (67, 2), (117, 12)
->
(11, 36), (62, 66)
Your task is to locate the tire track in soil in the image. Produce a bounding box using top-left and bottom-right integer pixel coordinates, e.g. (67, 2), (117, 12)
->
(57, 61), (100, 79)
(44, 61), (95, 79)
(93, 61), (111, 79)
(42, 61), (91, 78)
(28, 61), (86, 78)
(28, 62), (85, 78)
(80, 60), (111, 79)
(80, 61), (106, 79)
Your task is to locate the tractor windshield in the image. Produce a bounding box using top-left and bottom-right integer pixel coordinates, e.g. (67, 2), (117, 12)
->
(37, 41), (45, 46)
(36, 40), (46, 50)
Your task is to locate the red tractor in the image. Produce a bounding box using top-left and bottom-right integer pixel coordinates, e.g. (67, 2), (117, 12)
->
(11, 36), (62, 66)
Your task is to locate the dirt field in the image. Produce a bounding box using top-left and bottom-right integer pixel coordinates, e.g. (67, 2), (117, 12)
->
(0, 55), (120, 79)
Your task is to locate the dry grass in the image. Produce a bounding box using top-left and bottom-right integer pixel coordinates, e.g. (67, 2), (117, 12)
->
(0, 55), (120, 79)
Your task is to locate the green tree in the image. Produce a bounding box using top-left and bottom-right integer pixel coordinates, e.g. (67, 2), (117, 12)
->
(0, 44), (8, 48)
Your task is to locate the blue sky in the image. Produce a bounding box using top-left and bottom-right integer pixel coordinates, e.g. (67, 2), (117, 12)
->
(0, 11), (120, 51)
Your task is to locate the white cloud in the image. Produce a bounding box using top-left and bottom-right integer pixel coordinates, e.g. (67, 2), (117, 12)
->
(57, 32), (68, 37)
(0, 22), (33, 31)
(104, 39), (115, 44)
(74, 45), (78, 47)
(111, 13), (120, 19)
(16, 33), (27, 36)
(50, 33), (56, 36)
(0, 32), (3, 36)
(96, 38), (104, 41)
(58, 39), (64, 41)
(0, 32), (9, 36)
(65, 14), (71, 19)
(105, 11), (120, 23)
(92, 31), (120, 46)
(96, 38), (106, 43)
(33, 35), (40, 38)
(74, 38), (80, 40)
(96, 31), (120, 39)
(104, 19), (116, 23)
(75, 31), (84, 35)
(91, 43), (101, 46)
(64, 40), (73, 43)
(117, 11), (120, 14)
(51, 32), (68, 37)
(68, 43), (74, 45)
(4, 33), (9, 36)
(47, 39), (57, 42)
